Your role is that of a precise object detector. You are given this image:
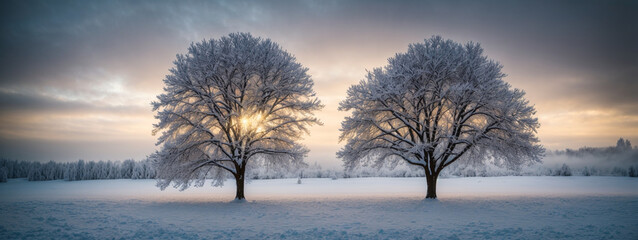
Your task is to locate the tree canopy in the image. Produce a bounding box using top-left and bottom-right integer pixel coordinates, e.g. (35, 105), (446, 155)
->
(338, 36), (544, 198)
(152, 33), (322, 199)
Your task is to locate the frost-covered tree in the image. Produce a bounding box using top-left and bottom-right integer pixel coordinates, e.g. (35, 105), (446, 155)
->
(0, 167), (7, 183)
(557, 163), (572, 176)
(132, 162), (144, 179)
(145, 164), (156, 179)
(97, 161), (108, 179)
(76, 159), (85, 180)
(107, 161), (120, 179)
(120, 159), (134, 179)
(339, 36), (543, 199)
(616, 138), (632, 151)
(64, 163), (76, 181)
(152, 33), (322, 200)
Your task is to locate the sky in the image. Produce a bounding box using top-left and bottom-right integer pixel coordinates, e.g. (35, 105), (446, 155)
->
(0, 0), (636, 168)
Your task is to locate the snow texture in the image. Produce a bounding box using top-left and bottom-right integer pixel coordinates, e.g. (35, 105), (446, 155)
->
(151, 33), (321, 195)
(1, 176), (637, 239)
(338, 36), (543, 198)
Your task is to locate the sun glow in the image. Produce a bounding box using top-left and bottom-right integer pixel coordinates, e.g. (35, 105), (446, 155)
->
(239, 112), (264, 133)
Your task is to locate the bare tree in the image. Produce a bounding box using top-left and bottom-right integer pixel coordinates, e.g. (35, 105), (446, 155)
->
(338, 36), (543, 199)
(152, 33), (322, 200)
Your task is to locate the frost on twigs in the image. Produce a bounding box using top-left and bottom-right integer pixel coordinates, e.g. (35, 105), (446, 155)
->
(151, 33), (322, 200)
(338, 36), (544, 199)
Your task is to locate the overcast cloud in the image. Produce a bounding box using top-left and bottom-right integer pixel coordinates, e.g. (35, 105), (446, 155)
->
(0, 0), (636, 166)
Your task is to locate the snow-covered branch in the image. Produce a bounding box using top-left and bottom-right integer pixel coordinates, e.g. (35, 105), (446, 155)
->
(338, 36), (544, 198)
(152, 33), (322, 198)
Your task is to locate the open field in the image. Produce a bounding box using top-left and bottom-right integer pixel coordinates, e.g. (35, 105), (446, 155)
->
(1, 176), (637, 239)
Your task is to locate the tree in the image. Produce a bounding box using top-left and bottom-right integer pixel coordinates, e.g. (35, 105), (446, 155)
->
(616, 138), (631, 151)
(0, 167), (7, 183)
(557, 163), (572, 176)
(338, 36), (543, 199)
(152, 33), (322, 200)
(76, 159), (85, 180)
(120, 159), (134, 179)
(132, 162), (144, 179)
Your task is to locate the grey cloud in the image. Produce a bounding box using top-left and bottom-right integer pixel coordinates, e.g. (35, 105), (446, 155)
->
(0, 0), (636, 162)
(0, 90), (149, 116)
(0, 136), (154, 163)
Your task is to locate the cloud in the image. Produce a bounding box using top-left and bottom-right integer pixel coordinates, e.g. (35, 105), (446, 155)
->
(0, 88), (153, 139)
(0, 0), (636, 164)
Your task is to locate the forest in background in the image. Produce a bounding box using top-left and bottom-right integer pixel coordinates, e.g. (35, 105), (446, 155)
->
(1, 138), (637, 183)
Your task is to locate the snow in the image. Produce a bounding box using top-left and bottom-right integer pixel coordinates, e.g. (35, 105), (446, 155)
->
(1, 176), (637, 239)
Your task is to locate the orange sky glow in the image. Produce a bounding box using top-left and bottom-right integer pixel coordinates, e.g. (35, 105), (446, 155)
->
(0, 1), (636, 167)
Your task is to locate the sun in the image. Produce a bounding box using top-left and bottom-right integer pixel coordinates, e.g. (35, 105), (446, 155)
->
(239, 112), (264, 133)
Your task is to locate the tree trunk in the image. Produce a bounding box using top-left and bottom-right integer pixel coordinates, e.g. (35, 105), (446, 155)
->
(426, 173), (438, 199)
(234, 173), (245, 200)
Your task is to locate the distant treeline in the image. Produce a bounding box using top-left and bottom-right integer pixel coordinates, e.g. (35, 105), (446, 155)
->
(540, 138), (638, 177)
(553, 138), (635, 158)
(0, 159), (155, 182)
(341, 138), (638, 178)
(1, 138), (637, 182)
(2, 157), (636, 183)
(342, 162), (638, 178)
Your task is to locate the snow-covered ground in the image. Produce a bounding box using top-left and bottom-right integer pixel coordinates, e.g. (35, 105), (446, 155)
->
(1, 176), (637, 239)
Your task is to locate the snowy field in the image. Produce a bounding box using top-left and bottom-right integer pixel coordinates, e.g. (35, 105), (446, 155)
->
(1, 177), (637, 239)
